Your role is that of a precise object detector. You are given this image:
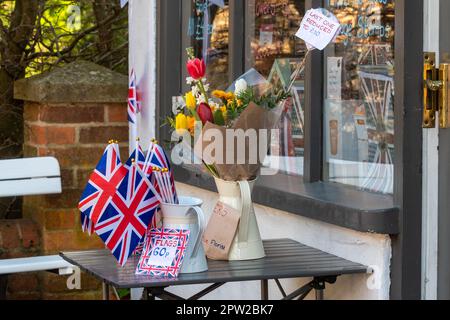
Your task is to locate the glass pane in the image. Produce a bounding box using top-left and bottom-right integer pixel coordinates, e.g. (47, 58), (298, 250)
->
(246, 0), (306, 176)
(323, 0), (395, 194)
(187, 0), (230, 90)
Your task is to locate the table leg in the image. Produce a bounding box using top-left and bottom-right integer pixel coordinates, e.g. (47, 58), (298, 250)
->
(143, 288), (156, 300)
(102, 282), (110, 300)
(261, 279), (269, 300)
(315, 288), (324, 300)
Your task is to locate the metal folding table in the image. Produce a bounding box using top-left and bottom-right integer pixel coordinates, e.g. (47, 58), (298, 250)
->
(60, 238), (369, 300)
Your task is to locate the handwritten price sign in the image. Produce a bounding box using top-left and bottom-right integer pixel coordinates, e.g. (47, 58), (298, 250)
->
(296, 8), (340, 50)
(136, 228), (190, 278)
(147, 244), (177, 267)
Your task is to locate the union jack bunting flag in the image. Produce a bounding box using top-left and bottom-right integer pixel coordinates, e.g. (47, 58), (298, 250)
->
(136, 228), (190, 278)
(95, 162), (160, 266)
(78, 143), (127, 235)
(128, 69), (138, 124)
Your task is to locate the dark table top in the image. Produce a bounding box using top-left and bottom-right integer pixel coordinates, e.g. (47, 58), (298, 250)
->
(60, 239), (369, 289)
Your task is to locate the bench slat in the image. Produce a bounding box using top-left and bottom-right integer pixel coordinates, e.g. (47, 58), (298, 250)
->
(0, 255), (74, 275)
(0, 177), (62, 197)
(0, 157), (60, 180)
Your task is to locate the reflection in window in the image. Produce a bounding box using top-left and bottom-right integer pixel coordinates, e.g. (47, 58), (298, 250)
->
(246, 0), (306, 176)
(188, 0), (230, 90)
(324, 0), (395, 194)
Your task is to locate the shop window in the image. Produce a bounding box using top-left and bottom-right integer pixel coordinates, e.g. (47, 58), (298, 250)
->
(186, 0), (230, 90)
(171, 0), (398, 196)
(323, 0), (395, 194)
(246, 0), (306, 177)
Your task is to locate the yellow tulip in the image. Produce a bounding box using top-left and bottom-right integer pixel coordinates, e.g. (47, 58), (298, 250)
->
(175, 113), (188, 133)
(220, 106), (227, 121)
(185, 91), (196, 110)
(187, 116), (195, 134)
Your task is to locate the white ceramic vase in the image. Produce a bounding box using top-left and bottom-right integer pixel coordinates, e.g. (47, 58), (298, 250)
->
(159, 196), (208, 274)
(214, 177), (265, 261)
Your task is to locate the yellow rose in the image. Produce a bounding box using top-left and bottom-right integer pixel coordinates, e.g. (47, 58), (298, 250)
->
(175, 113), (188, 133)
(225, 92), (235, 100)
(212, 90), (226, 99)
(185, 92), (197, 110)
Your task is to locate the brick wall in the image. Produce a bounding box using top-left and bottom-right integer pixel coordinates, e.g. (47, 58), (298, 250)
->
(0, 219), (40, 299)
(8, 60), (129, 300)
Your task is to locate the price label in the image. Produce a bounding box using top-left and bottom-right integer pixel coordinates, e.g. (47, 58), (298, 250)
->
(147, 245), (177, 267)
(296, 8), (340, 50)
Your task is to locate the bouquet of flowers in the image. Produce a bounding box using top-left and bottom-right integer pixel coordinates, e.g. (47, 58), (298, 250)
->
(165, 47), (292, 261)
(166, 47), (290, 181)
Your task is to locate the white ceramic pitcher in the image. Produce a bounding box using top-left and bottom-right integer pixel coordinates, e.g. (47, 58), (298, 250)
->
(214, 177), (265, 261)
(159, 196), (208, 274)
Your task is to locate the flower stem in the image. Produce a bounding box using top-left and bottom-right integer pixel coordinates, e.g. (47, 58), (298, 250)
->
(197, 80), (209, 104)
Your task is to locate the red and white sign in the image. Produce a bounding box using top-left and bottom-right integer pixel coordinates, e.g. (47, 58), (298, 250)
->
(296, 8), (340, 51)
(136, 228), (190, 278)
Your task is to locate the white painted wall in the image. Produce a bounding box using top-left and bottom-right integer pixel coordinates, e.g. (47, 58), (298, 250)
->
(422, 0), (440, 300)
(129, 0), (157, 149)
(129, 0), (392, 300)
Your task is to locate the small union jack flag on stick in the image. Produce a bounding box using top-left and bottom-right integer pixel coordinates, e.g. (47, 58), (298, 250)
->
(78, 142), (127, 235)
(128, 69), (141, 145)
(94, 160), (161, 266)
(143, 140), (178, 204)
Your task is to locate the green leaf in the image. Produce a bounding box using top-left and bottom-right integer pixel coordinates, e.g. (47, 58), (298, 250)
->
(213, 109), (225, 126)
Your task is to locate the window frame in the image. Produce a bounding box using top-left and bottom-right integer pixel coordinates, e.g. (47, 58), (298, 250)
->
(157, 0), (423, 299)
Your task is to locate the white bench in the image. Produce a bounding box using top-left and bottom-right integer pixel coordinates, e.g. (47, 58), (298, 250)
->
(0, 157), (79, 297)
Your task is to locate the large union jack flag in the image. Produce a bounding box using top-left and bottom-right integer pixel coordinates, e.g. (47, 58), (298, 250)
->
(78, 143), (127, 235)
(94, 162), (160, 266)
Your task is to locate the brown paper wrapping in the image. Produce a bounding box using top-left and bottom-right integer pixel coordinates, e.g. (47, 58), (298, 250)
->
(195, 102), (283, 181)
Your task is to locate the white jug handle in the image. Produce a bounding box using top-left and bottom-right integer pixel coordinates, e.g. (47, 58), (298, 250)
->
(189, 205), (205, 258)
(238, 180), (252, 245)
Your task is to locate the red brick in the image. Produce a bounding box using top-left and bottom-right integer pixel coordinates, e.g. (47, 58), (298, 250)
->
(0, 220), (21, 250)
(61, 169), (75, 189)
(42, 272), (102, 293)
(79, 125), (129, 144)
(40, 104), (104, 124)
(38, 146), (105, 168)
(42, 189), (82, 209)
(1, 250), (36, 259)
(27, 125), (76, 145)
(42, 291), (102, 300)
(43, 230), (76, 253)
(23, 145), (38, 157)
(106, 103), (127, 123)
(18, 219), (40, 249)
(7, 292), (42, 300)
(41, 273), (70, 293)
(76, 168), (92, 189)
(73, 228), (105, 250)
(119, 146), (129, 163)
(7, 273), (39, 292)
(44, 209), (77, 230)
(24, 102), (40, 122)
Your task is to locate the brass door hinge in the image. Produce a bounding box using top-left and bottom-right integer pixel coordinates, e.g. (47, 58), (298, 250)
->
(423, 52), (450, 128)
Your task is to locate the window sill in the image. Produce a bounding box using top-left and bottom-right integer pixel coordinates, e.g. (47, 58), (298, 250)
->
(173, 165), (399, 235)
